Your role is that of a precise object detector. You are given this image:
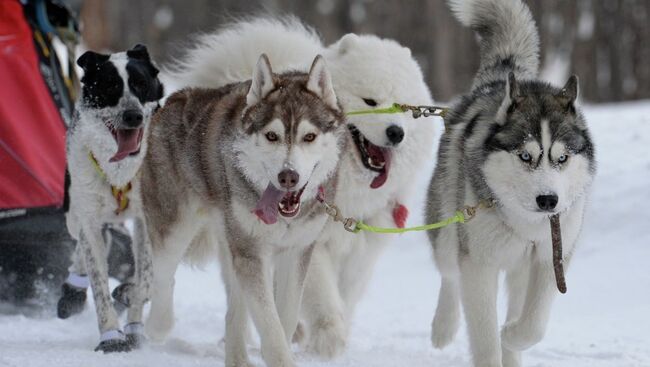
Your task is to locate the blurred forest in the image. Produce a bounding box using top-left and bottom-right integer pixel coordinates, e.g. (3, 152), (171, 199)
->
(75, 0), (650, 103)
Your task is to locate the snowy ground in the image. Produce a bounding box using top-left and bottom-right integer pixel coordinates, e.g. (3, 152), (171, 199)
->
(1, 101), (649, 367)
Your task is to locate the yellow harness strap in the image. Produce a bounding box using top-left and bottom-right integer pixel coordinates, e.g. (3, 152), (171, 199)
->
(88, 153), (132, 215)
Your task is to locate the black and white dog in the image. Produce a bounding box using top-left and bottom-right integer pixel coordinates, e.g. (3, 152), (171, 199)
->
(61, 44), (163, 352)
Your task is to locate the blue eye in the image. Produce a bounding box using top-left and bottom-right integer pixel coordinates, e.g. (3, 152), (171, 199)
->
(558, 154), (568, 163)
(519, 151), (532, 162)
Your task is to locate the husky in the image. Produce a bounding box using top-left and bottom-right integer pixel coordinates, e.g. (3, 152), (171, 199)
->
(425, 0), (596, 366)
(63, 44), (163, 352)
(141, 54), (345, 367)
(170, 17), (436, 358)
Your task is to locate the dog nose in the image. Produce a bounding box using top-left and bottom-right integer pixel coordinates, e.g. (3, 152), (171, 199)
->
(122, 110), (143, 128)
(386, 125), (404, 145)
(536, 194), (558, 211)
(278, 169), (299, 189)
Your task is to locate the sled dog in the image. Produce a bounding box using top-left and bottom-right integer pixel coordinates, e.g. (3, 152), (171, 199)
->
(141, 54), (345, 367)
(426, 1), (596, 366)
(64, 44), (163, 352)
(170, 17), (436, 357)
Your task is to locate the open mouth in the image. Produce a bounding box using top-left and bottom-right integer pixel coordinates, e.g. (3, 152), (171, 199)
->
(348, 125), (392, 189)
(106, 122), (144, 162)
(253, 182), (308, 224)
(278, 184), (306, 217)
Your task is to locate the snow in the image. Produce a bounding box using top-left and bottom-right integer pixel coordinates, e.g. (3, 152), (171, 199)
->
(1, 101), (649, 366)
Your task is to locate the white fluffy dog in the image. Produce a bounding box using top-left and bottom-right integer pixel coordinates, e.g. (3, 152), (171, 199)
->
(169, 17), (437, 358)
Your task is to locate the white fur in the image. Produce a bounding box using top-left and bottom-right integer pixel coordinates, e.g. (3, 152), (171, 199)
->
(66, 52), (158, 347)
(170, 17), (437, 358)
(431, 119), (594, 367)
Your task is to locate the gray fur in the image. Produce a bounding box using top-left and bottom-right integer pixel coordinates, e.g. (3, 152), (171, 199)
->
(426, 1), (596, 366)
(141, 55), (345, 367)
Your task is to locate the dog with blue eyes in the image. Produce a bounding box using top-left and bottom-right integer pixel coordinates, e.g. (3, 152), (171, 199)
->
(61, 44), (163, 353)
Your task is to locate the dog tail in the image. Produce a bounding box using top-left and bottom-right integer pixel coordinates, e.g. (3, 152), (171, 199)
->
(448, 0), (539, 86)
(168, 16), (323, 89)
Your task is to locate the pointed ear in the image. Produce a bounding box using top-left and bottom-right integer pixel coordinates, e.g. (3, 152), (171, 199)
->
(127, 44), (151, 60)
(556, 75), (579, 111)
(307, 55), (338, 110)
(496, 72), (521, 125)
(337, 33), (359, 55)
(246, 54), (275, 107)
(76, 51), (110, 70)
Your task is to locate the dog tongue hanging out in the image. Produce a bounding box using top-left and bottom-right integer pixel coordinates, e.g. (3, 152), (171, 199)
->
(62, 44), (164, 353)
(167, 18), (437, 358)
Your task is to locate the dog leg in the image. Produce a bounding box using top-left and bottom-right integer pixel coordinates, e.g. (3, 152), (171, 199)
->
(501, 261), (530, 367)
(232, 247), (294, 367)
(431, 276), (461, 349)
(145, 236), (187, 342)
(57, 244), (89, 319)
(79, 228), (130, 352)
(302, 242), (346, 358)
(460, 258), (501, 367)
(501, 251), (567, 352)
(218, 240), (252, 367)
(275, 244), (315, 344)
(122, 217), (153, 349)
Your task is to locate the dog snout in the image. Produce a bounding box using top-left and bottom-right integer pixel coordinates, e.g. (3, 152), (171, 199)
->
(386, 125), (404, 145)
(122, 109), (144, 128)
(536, 194), (558, 211)
(278, 169), (299, 189)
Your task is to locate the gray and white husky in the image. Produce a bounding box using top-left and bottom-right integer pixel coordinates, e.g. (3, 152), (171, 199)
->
(64, 45), (163, 352)
(141, 54), (345, 367)
(170, 18), (436, 357)
(426, 0), (596, 366)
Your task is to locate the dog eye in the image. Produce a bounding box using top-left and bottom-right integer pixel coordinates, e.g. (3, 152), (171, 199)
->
(303, 133), (317, 142)
(519, 151), (532, 162)
(362, 98), (378, 107)
(558, 154), (568, 163)
(265, 131), (278, 142)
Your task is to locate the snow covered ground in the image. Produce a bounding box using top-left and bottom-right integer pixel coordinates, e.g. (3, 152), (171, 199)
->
(1, 101), (649, 367)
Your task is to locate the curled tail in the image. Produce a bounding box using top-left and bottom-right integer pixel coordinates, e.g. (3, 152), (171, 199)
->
(168, 16), (323, 89)
(449, 0), (539, 86)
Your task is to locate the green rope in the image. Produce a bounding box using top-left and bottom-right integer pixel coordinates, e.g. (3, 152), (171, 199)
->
(352, 211), (467, 234)
(346, 103), (405, 116)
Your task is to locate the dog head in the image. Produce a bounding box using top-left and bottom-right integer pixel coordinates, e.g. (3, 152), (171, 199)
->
(479, 73), (596, 221)
(235, 54), (345, 224)
(76, 44), (164, 163)
(323, 34), (432, 189)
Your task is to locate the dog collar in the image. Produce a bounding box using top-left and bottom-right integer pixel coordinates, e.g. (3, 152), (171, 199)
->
(88, 152), (132, 215)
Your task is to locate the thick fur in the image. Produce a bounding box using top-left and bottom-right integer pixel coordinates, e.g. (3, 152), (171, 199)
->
(426, 1), (596, 366)
(142, 55), (346, 367)
(65, 45), (163, 351)
(169, 17), (436, 358)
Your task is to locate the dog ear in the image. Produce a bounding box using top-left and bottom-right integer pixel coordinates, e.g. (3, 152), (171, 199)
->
(246, 54), (275, 107)
(495, 72), (521, 125)
(127, 44), (151, 61)
(307, 55), (338, 110)
(76, 50), (110, 71)
(336, 33), (359, 55)
(556, 75), (579, 112)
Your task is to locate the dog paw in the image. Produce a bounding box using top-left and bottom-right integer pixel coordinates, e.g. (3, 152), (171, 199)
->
(307, 318), (347, 359)
(292, 321), (305, 344)
(56, 283), (87, 319)
(431, 312), (459, 349)
(145, 315), (173, 342)
(125, 323), (146, 349)
(501, 321), (544, 351)
(111, 282), (135, 308)
(94, 338), (132, 353)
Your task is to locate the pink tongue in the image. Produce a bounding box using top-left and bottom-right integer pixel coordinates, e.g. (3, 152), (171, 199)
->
(252, 183), (285, 225)
(370, 148), (392, 189)
(110, 128), (142, 162)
